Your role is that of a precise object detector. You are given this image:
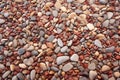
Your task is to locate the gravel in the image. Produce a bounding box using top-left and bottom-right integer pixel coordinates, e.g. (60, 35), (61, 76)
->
(23, 57), (34, 66)
(2, 70), (11, 78)
(52, 10), (58, 17)
(101, 65), (111, 72)
(88, 63), (96, 70)
(105, 46), (115, 53)
(17, 73), (25, 80)
(99, 0), (108, 4)
(31, 50), (38, 56)
(12, 76), (18, 80)
(67, 0), (73, 3)
(47, 35), (55, 42)
(89, 71), (97, 80)
(56, 56), (69, 65)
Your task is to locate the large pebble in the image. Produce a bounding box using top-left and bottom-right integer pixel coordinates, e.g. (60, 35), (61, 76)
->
(99, 0), (108, 4)
(89, 71), (97, 80)
(0, 19), (5, 24)
(2, 71), (11, 78)
(54, 47), (60, 53)
(62, 63), (73, 72)
(19, 63), (27, 69)
(101, 65), (111, 72)
(4, 12), (9, 17)
(70, 54), (79, 61)
(23, 57), (34, 66)
(107, 12), (113, 19)
(61, 46), (68, 52)
(40, 63), (47, 70)
(12, 76), (18, 80)
(17, 73), (25, 80)
(0, 64), (5, 69)
(105, 46), (115, 53)
(94, 39), (102, 48)
(47, 35), (55, 42)
(18, 48), (26, 55)
(101, 74), (108, 80)
(67, 0), (73, 3)
(30, 70), (36, 80)
(56, 56), (69, 65)
(102, 20), (109, 27)
(57, 38), (63, 47)
(87, 23), (95, 30)
(114, 72), (120, 78)
(88, 63), (96, 70)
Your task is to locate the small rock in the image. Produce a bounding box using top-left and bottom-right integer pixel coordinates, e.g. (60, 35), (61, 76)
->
(46, 42), (54, 49)
(101, 74), (108, 80)
(19, 63), (27, 69)
(0, 19), (5, 24)
(56, 56), (69, 65)
(62, 63), (73, 72)
(4, 12), (9, 17)
(0, 55), (4, 60)
(108, 77), (115, 80)
(67, 0), (73, 3)
(105, 46), (115, 53)
(0, 64), (5, 69)
(87, 23), (95, 30)
(88, 63), (96, 70)
(4, 50), (9, 56)
(101, 65), (111, 72)
(12, 76), (18, 80)
(102, 20), (109, 27)
(17, 73), (25, 80)
(78, 0), (86, 3)
(13, 39), (18, 48)
(89, 71), (97, 80)
(54, 47), (60, 53)
(94, 39), (102, 48)
(41, 44), (47, 49)
(10, 64), (15, 71)
(31, 50), (38, 56)
(107, 12), (113, 19)
(51, 67), (59, 71)
(40, 30), (45, 37)
(70, 54), (79, 61)
(40, 63), (47, 70)
(30, 16), (36, 21)
(27, 45), (34, 51)
(30, 70), (36, 80)
(96, 34), (105, 40)
(15, 0), (23, 2)
(61, 46), (68, 52)
(99, 0), (108, 4)
(114, 72), (120, 78)
(23, 57), (34, 66)
(67, 40), (73, 46)
(18, 48), (26, 55)
(52, 10), (58, 17)
(57, 38), (63, 47)
(47, 35), (55, 42)
(2, 71), (11, 78)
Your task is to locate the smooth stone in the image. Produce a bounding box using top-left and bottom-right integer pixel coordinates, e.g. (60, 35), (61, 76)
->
(10, 64), (15, 71)
(31, 50), (38, 56)
(67, 0), (73, 3)
(101, 74), (108, 80)
(30, 16), (36, 21)
(88, 63), (96, 70)
(62, 63), (73, 72)
(13, 39), (17, 48)
(19, 63), (27, 69)
(87, 23), (95, 30)
(102, 20), (109, 27)
(17, 73), (25, 80)
(47, 35), (55, 42)
(114, 72), (120, 78)
(101, 65), (111, 72)
(107, 12), (113, 19)
(99, 0), (108, 4)
(67, 40), (73, 46)
(0, 34), (2, 40)
(40, 63), (47, 70)
(15, 0), (23, 2)
(57, 38), (63, 47)
(61, 46), (68, 52)
(54, 47), (60, 53)
(75, 9), (82, 14)
(2, 71), (11, 78)
(79, 77), (89, 80)
(40, 30), (45, 37)
(57, 28), (62, 34)
(0, 64), (5, 69)
(0, 19), (5, 24)
(23, 57), (34, 66)
(78, 0), (86, 3)
(56, 56), (69, 65)
(18, 48), (25, 55)
(30, 70), (36, 80)
(0, 55), (4, 60)
(12, 76), (18, 80)
(94, 39), (102, 48)
(27, 45), (34, 51)
(52, 10), (58, 17)
(70, 54), (79, 61)
(89, 71), (97, 80)
(105, 46), (115, 53)
(4, 50), (9, 56)
(4, 12), (9, 17)
(51, 67), (59, 71)
(108, 77), (115, 80)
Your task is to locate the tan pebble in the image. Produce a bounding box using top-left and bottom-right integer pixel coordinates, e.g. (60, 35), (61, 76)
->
(77, 0), (85, 3)
(22, 70), (29, 74)
(38, 12), (42, 17)
(49, 71), (54, 74)
(101, 65), (111, 72)
(87, 23), (95, 30)
(15, 0), (23, 2)
(40, 63), (47, 70)
(82, 5), (88, 11)
(68, 12), (77, 19)
(19, 63), (27, 69)
(60, 6), (67, 12)
(41, 44), (47, 49)
(10, 64), (15, 71)
(94, 51), (99, 56)
(96, 34), (105, 40)
(114, 72), (120, 78)
(55, 1), (62, 9)
(46, 42), (54, 49)
(61, 71), (65, 76)
(8, 42), (13, 46)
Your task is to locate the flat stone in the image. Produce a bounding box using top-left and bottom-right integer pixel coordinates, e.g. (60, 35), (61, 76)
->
(0, 64), (5, 69)
(31, 50), (38, 56)
(13, 39), (18, 48)
(94, 39), (102, 48)
(54, 47), (60, 53)
(101, 65), (111, 72)
(107, 12), (113, 19)
(10, 64), (15, 71)
(23, 57), (34, 66)
(51, 67), (59, 71)
(27, 45), (34, 51)
(57, 38), (63, 47)
(40, 63), (47, 70)
(2, 71), (11, 78)
(89, 71), (97, 80)
(56, 56), (69, 65)
(30, 70), (36, 80)
(70, 54), (79, 61)
(52, 10), (58, 17)
(114, 72), (120, 78)
(19, 63), (27, 69)
(18, 48), (26, 55)
(105, 46), (115, 53)
(67, 0), (73, 3)
(99, 0), (108, 4)
(12, 76), (18, 80)
(0, 19), (5, 24)
(67, 40), (73, 46)
(88, 63), (96, 70)
(17, 73), (25, 80)
(87, 23), (95, 30)
(62, 63), (73, 72)
(47, 35), (55, 42)
(61, 46), (68, 52)
(108, 77), (115, 80)
(102, 20), (109, 27)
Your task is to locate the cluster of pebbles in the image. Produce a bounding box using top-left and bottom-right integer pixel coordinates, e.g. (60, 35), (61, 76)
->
(0, 0), (120, 80)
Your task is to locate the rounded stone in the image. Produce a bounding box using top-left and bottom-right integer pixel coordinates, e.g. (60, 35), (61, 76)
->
(70, 54), (79, 61)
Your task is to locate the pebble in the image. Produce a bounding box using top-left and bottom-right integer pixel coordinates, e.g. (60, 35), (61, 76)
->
(87, 23), (95, 30)
(62, 63), (73, 72)
(67, 40), (73, 46)
(99, 0), (108, 4)
(0, 19), (5, 24)
(23, 57), (34, 66)
(27, 45), (34, 51)
(107, 12), (113, 19)
(105, 46), (115, 53)
(60, 46), (68, 52)
(0, 64), (5, 69)
(10, 64), (15, 71)
(88, 63), (96, 70)
(30, 70), (36, 80)
(56, 56), (69, 65)
(54, 47), (60, 53)
(17, 73), (25, 80)
(109, 77), (115, 80)
(101, 74), (108, 80)
(40, 63), (47, 70)
(2, 70), (11, 78)
(51, 67), (59, 71)
(18, 48), (26, 55)
(12, 76), (18, 80)
(40, 30), (45, 37)
(94, 39), (102, 48)
(67, 0), (73, 3)
(52, 10), (58, 17)
(4, 12), (9, 17)
(19, 63), (27, 69)
(47, 35), (55, 42)
(31, 50), (38, 56)
(4, 50), (9, 56)
(78, 0), (86, 3)
(89, 71), (97, 80)
(57, 38), (63, 47)
(101, 65), (111, 72)
(70, 54), (79, 61)
(114, 72), (120, 78)
(0, 55), (4, 60)
(13, 39), (18, 48)
(102, 20), (109, 27)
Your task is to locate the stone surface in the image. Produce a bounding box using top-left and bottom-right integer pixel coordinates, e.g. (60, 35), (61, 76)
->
(19, 63), (27, 69)
(114, 72), (120, 78)
(57, 38), (63, 47)
(2, 71), (11, 78)
(12, 76), (18, 80)
(88, 63), (96, 70)
(61, 46), (68, 52)
(31, 50), (38, 56)
(0, 64), (5, 69)
(40, 63), (47, 70)
(101, 65), (111, 72)
(0, 19), (5, 24)
(17, 73), (25, 80)
(105, 46), (115, 53)
(67, 0), (73, 3)
(87, 23), (95, 30)
(107, 12), (113, 19)
(103, 20), (109, 27)
(56, 56), (69, 65)
(18, 48), (25, 55)
(23, 57), (34, 66)
(70, 54), (79, 61)
(52, 10), (58, 17)
(89, 71), (97, 80)
(62, 63), (73, 72)
(47, 35), (55, 42)
(99, 0), (108, 4)
(30, 70), (36, 80)
(94, 39), (102, 48)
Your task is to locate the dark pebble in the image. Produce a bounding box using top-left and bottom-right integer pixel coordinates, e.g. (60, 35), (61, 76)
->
(18, 48), (26, 55)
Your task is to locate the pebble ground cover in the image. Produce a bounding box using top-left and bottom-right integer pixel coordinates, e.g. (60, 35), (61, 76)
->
(0, 0), (120, 80)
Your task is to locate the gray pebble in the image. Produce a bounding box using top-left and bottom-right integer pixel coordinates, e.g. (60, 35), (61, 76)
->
(70, 54), (79, 61)
(61, 46), (68, 52)
(52, 10), (58, 17)
(101, 74), (108, 80)
(4, 12), (9, 17)
(17, 73), (25, 80)
(12, 76), (18, 80)
(51, 67), (59, 71)
(18, 48), (26, 55)
(103, 20), (109, 27)
(107, 12), (113, 19)
(46, 11), (51, 16)
(62, 63), (73, 72)
(30, 16), (36, 21)
(94, 39), (102, 48)
(79, 77), (89, 80)
(75, 9), (82, 14)
(31, 50), (38, 56)
(0, 46), (3, 51)
(0, 19), (5, 24)
(57, 28), (62, 34)
(67, 0), (73, 3)
(88, 63), (96, 70)
(89, 71), (97, 80)
(40, 30), (45, 37)
(30, 70), (36, 80)
(4, 50), (9, 56)
(54, 47), (60, 53)
(47, 35), (55, 42)
(51, 76), (57, 80)
(105, 46), (115, 53)
(99, 0), (108, 4)
(23, 57), (34, 66)
(2, 71), (11, 78)
(57, 38), (63, 47)
(0, 55), (4, 60)
(56, 56), (69, 65)
(67, 40), (73, 46)
(0, 34), (2, 40)
(0, 64), (5, 69)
